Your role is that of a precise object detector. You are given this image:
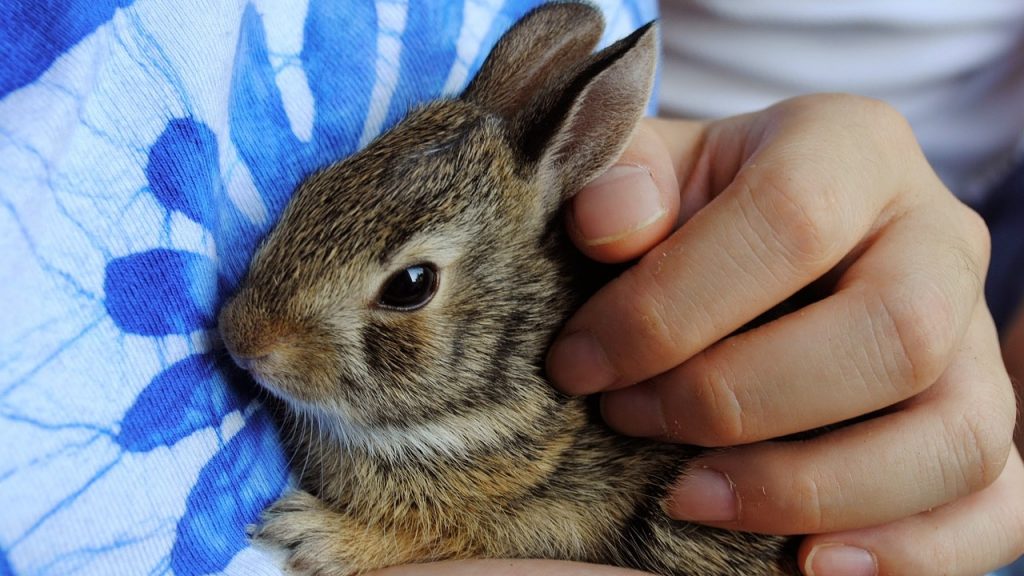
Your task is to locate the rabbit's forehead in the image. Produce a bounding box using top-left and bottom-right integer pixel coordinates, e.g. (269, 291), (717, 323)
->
(304, 123), (516, 250)
(250, 100), (526, 297)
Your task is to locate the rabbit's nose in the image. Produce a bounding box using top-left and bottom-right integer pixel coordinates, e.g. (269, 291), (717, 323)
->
(225, 342), (293, 392)
(217, 293), (292, 364)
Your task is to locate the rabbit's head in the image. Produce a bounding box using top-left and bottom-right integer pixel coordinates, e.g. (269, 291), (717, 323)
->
(219, 3), (656, 443)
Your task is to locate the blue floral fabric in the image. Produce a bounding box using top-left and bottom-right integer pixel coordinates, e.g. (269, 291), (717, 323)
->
(0, 1), (655, 575)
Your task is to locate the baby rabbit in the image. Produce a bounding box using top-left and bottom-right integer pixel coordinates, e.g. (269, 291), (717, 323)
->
(218, 3), (796, 575)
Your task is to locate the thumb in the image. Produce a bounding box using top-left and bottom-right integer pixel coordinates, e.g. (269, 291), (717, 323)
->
(566, 118), (705, 263)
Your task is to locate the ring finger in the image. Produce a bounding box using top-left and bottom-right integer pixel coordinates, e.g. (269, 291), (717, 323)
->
(660, 305), (1016, 535)
(601, 202), (987, 446)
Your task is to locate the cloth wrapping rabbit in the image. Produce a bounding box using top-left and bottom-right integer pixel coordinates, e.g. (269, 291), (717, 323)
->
(218, 4), (796, 575)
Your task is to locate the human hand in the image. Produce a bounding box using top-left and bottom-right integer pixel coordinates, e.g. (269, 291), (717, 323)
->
(548, 94), (1023, 575)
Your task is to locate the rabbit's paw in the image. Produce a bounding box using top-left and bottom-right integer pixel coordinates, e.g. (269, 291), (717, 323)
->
(251, 490), (358, 576)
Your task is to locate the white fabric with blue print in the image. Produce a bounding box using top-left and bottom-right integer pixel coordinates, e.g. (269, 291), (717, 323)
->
(0, 1), (656, 574)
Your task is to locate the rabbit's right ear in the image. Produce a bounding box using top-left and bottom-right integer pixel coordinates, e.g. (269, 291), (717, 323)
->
(463, 3), (604, 122)
(464, 3), (657, 217)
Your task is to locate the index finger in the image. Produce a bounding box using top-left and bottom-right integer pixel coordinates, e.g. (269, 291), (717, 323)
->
(547, 96), (915, 394)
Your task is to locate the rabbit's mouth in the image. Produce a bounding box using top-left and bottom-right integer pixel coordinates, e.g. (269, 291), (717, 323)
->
(232, 353), (275, 389)
(228, 347), (336, 410)
(222, 332), (286, 385)
(226, 348), (291, 399)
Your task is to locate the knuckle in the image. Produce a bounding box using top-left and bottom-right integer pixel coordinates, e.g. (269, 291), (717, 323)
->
(955, 202), (992, 272)
(948, 237), (987, 308)
(780, 468), (827, 533)
(875, 279), (958, 390)
(788, 93), (884, 116)
(743, 168), (842, 273)
(832, 96), (924, 175)
(944, 407), (1012, 493)
(810, 94), (914, 138)
(779, 94), (921, 178)
(840, 94), (915, 141)
(688, 354), (746, 446)
(619, 269), (691, 371)
(859, 96), (910, 128)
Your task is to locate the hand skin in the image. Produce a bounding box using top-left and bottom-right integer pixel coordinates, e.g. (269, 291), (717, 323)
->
(544, 94), (1023, 575)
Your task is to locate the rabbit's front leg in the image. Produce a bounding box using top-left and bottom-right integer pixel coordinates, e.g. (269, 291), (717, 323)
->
(252, 490), (432, 576)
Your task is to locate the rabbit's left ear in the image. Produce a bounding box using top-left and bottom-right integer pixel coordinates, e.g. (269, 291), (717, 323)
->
(527, 22), (658, 206)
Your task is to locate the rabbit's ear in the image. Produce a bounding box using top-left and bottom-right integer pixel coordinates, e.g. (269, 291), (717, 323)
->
(528, 21), (658, 205)
(463, 3), (604, 121)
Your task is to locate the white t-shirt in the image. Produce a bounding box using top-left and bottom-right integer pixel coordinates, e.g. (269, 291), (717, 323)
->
(659, 0), (1024, 201)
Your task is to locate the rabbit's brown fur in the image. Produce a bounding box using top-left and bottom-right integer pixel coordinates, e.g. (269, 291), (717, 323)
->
(218, 4), (797, 575)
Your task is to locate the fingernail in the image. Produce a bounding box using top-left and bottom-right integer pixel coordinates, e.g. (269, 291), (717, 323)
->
(668, 468), (739, 522)
(805, 544), (877, 576)
(601, 385), (666, 437)
(547, 330), (618, 394)
(574, 164), (665, 246)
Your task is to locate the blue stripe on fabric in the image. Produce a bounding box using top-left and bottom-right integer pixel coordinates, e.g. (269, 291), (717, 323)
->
(302, 0), (378, 164)
(170, 409), (288, 576)
(228, 4), (308, 221)
(383, 0), (464, 129)
(117, 353), (254, 453)
(147, 118), (222, 230)
(103, 250), (219, 336)
(0, 0), (136, 98)
(0, 548), (12, 576)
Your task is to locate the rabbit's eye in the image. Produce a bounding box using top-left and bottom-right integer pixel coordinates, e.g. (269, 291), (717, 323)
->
(377, 264), (438, 311)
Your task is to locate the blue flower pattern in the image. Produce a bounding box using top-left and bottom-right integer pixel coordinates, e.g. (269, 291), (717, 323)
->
(0, 1), (656, 574)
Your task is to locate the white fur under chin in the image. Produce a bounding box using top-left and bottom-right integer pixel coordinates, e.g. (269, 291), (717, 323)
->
(293, 399), (507, 462)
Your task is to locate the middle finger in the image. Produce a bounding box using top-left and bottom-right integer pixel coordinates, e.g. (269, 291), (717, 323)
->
(602, 203), (986, 445)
